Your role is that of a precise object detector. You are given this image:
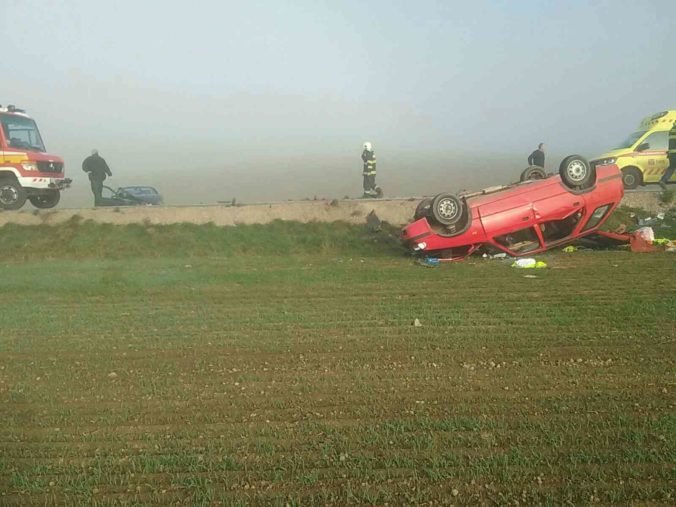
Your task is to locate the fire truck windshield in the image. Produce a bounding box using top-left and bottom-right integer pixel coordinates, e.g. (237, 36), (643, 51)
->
(0, 113), (46, 152)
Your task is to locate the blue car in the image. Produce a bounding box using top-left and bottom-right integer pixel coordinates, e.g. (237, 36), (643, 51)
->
(100, 186), (164, 206)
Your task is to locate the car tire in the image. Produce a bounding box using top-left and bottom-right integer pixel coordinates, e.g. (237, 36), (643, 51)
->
(414, 198), (432, 220)
(431, 193), (465, 226)
(559, 155), (594, 189)
(0, 178), (27, 210)
(621, 167), (642, 190)
(520, 166), (547, 182)
(29, 190), (61, 209)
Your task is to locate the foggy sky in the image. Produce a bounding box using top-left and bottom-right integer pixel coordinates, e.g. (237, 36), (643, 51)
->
(1, 0), (674, 207)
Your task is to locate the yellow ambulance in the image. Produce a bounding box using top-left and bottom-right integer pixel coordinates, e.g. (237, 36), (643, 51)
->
(592, 110), (676, 189)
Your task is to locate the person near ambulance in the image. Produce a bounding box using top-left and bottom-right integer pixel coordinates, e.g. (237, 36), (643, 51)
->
(82, 149), (112, 206)
(527, 143), (545, 168)
(361, 142), (377, 197)
(659, 122), (676, 190)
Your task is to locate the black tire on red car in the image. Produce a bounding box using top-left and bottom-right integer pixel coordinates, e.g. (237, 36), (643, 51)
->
(559, 155), (595, 189)
(520, 166), (547, 182)
(414, 198), (433, 220)
(0, 178), (27, 210)
(29, 190), (61, 209)
(621, 167), (642, 190)
(431, 193), (465, 226)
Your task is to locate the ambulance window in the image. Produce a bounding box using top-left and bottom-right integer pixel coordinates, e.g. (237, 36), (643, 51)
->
(638, 131), (668, 151)
(615, 131), (646, 149)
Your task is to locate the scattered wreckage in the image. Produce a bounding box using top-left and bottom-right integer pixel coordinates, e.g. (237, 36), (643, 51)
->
(402, 156), (663, 260)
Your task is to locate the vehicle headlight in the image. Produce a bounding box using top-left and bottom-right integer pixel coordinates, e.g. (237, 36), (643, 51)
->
(21, 162), (38, 171)
(595, 158), (616, 166)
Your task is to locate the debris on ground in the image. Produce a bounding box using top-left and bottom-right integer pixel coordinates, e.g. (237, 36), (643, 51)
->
(562, 245), (578, 253)
(482, 253), (512, 260)
(413, 318), (423, 327)
(512, 258), (547, 269)
(418, 258), (441, 267)
(635, 227), (655, 242)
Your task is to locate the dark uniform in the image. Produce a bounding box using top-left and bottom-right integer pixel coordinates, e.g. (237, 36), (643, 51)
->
(362, 148), (377, 196)
(528, 148), (545, 168)
(660, 122), (676, 189)
(82, 152), (112, 206)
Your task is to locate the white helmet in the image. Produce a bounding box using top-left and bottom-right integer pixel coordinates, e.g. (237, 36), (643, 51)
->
(363, 142), (373, 151)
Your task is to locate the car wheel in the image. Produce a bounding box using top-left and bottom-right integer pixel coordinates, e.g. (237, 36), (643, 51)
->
(559, 155), (594, 189)
(621, 167), (642, 190)
(431, 193), (465, 226)
(29, 190), (61, 209)
(414, 198), (432, 220)
(520, 166), (547, 182)
(0, 178), (27, 210)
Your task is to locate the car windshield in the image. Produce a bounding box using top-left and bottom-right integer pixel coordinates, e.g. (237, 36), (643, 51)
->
(121, 187), (158, 196)
(0, 113), (46, 152)
(614, 130), (647, 150)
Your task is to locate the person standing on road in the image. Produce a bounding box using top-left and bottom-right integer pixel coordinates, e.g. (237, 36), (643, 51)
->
(82, 149), (112, 206)
(361, 142), (377, 197)
(659, 122), (676, 190)
(528, 143), (545, 168)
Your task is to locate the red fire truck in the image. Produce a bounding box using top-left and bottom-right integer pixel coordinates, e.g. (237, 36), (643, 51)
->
(0, 105), (70, 210)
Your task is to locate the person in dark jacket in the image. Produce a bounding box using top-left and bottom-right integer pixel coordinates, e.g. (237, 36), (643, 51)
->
(659, 123), (676, 190)
(361, 142), (377, 197)
(528, 143), (545, 168)
(82, 149), (112, 206)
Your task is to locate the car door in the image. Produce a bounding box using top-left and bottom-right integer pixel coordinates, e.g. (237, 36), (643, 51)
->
(634, 131), (668, 183)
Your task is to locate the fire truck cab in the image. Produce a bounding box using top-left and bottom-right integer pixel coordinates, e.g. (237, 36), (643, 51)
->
(0, 104), (70, 210)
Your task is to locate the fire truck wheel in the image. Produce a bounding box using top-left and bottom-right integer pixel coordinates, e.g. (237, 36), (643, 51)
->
(0, 178), (27, 210)
(29, 190), (61, 209)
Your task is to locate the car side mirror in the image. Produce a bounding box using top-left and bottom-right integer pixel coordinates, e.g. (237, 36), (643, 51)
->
(637, 142), (650, 152)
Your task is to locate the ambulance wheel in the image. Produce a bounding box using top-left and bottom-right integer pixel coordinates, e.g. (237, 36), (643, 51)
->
(520, 166), (547, 182)
(559, 155), (594, 189)
(621, 167), (642, 190)
(414, 198), (433, 220)
(29, 190), (61, 209)
(431, 193), (465, 226)
(0, 178), (27, 210)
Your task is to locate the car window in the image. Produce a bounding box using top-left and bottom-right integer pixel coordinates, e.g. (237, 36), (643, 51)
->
(639, 131), (668, 151)
(582, 204), (611, 232)
(124, 187), (157, 196)
(494, 227), (540, 253)
(540, 212), (583, 244)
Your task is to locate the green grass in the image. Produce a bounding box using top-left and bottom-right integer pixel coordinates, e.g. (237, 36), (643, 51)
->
(0, 221), (674, 505)
(0, 218), (403, 261)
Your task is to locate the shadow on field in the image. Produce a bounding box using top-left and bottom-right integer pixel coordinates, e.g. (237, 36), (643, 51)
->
(0, 216), (406, 261)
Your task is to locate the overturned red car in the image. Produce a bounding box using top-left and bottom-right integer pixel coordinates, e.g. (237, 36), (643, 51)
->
(402, 156), (624, 259)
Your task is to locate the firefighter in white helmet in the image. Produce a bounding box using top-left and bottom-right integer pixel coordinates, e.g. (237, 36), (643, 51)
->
(361, 142), (377, 197)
